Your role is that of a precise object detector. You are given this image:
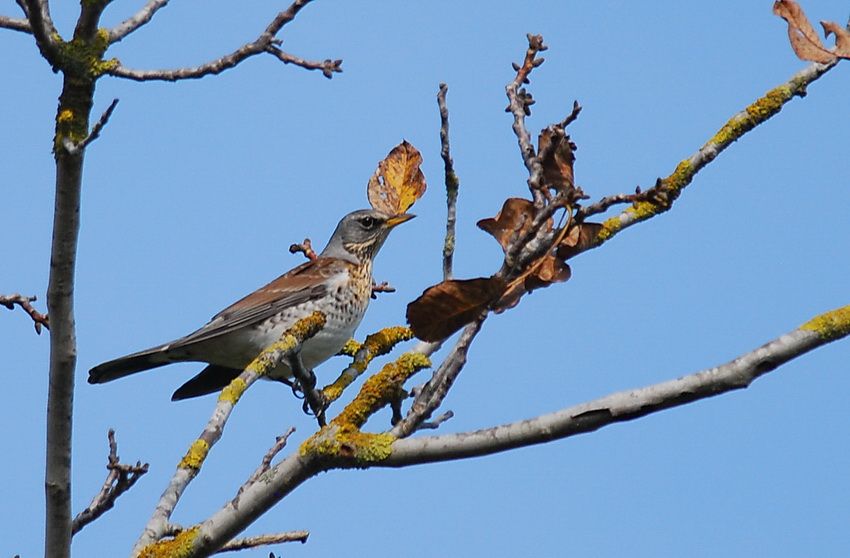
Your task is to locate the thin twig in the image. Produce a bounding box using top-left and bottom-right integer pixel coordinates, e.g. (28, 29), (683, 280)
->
(72, 429), (149, 535)
(237, 428), (296, 501)
(216, 532), (309, 553)
(288, 238), (317, 261)
(107, 0), (334, 82)
(108, 0), (171, 44)
(0, 14), (31, 33)
(505, 33), (547, 207)
(1, 293), (49, 334)
(370, 281), (395, 299)
(63, 98), (119, 155)
(437, 83), (459, 280)
(265, 45), (342, 78)
(392, 317), (485, 438)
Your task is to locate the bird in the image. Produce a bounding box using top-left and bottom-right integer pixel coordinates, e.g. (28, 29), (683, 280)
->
(88, 209), (414, 401)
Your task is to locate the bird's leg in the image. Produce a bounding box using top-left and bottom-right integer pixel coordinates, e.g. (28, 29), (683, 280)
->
(285, 352), (328, 426)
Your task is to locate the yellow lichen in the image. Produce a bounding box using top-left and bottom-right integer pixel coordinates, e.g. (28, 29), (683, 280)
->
(246, 311), (327, 377)
(338, 338), (362, 357)
(57, 109), (74, 123)
(137, 526), (200, 558)
(334, 352), (430, 428)
(708, 85), (793, 148)
(178, 439), (210, 470)
(322, 326), (414, 403)
(300, 424), (395, 464)
(800, 305), (850, 341)
(218, 377), (247, 404)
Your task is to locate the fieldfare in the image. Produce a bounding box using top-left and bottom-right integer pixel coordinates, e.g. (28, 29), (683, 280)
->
(88, 209), (414, 401)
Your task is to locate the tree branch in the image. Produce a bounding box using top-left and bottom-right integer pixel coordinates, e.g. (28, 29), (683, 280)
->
(384, 304), (850, 466)
(72, 429), (149, 535)
(106, 0), (338, 82)
(132, 312), (326, 555)
(108, 0), (171, 44)
(437, 83), (459, 281)
(1, 293), (49, 334)
(505, 33), (547, 207)
(0, 14), (31, 33)
(265, 45), (342, 78)
(61, 98), (119, 155)
(581, 59), (838, 250)
(21, 0), (60, 65)
(216, 531), (309, 553)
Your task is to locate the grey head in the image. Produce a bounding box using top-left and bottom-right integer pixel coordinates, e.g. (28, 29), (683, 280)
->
(320, 209), (415, 263)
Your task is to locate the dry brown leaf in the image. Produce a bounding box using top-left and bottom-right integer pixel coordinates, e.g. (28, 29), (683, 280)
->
(477, 198), (550, 253)
(406, 277), (506, 341)
(367, 140), (427, 215)
(538, 127), (576, 193)
(773, 0), (837, 63)
(821, 20), (850, 59)
(493, 256), (571, 312)
(556, 222), (603, 260)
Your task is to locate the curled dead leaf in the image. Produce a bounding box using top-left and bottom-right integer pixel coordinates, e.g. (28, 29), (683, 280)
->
(773, 0), (839, 63)
(367, 141), (427, 215)
(821, 20), (850, 58)
(538, 126), (576, 193)
(494, 256), (571, 312)
(556, 222), (603, 260)
(406, 277), (506, 342)
(477, 198), (550, 253)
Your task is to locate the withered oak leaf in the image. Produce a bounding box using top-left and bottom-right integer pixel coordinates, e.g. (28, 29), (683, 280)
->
(406, 277), (506, 342)
(773, 0), (846, 63)
(556, 222), (603, 260)
(538, 126), (576, 193)
(367, 140), (427, 215)
(477, 198), (550, 253)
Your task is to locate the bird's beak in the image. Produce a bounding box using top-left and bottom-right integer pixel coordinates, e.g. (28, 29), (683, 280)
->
(384, 213), (416, 229)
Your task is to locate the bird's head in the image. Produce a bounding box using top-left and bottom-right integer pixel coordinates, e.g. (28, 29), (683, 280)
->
(321, 209), (415, 263)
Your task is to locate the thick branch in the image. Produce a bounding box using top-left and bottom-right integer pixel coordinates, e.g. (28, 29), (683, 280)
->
(107, 0), (333, 82)
(22, 0), (60, 64)
(384, 305), (850, 465)
(133, 312), (326, 555)
(0, 14), (31, 33)
(108, 0), (171, 44)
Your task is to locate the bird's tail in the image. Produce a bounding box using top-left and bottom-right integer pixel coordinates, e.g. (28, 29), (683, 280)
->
(88, 346), (176, 384)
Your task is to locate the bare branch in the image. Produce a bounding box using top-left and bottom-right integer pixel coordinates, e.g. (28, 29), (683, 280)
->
(370, 280), (395, 299)
(21, 0), (60, 64)
(72, 429), (149, 535)
(437, 83), (459, 280)
(0, 15), (31, 33)
(216, 531), (309, 554)
(584, 59), (838, 251)
(243, 428), (297, 489)
(384, 304), (850, 466)
(133, 312), (326, 555)
(62, 99), (119, 155)
(505, 33), (547, 206)
(1, 293), (49, 334)
(108, 0), (171, 44)
(107, 0), (337, 82)
(288, 238), (317, 261)
(392, 317), (486, 438)
(265, 45), (342, 78)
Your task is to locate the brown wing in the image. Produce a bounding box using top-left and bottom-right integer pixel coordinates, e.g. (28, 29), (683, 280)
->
(168, 257), (347, 348)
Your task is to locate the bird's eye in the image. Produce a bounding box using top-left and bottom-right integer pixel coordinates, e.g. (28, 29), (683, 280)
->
(360, 216), (377, 229)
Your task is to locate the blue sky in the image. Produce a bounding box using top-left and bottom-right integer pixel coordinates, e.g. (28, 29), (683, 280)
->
(2, 1), (850, 556)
